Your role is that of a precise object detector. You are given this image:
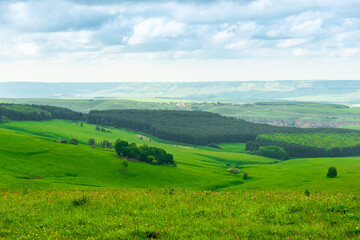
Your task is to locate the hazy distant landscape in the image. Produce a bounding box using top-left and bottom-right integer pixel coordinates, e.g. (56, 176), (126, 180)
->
(2, 80), (360, 103)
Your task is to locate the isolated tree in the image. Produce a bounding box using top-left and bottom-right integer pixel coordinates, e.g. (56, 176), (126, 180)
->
(327, 167), (337, 178)
(122, 160), (128, 171)
(88, 138), (95, 146)
(243, 172), (248, 180)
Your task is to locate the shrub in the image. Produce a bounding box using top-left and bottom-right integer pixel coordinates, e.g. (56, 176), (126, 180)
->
(95, 126), (100, 131)
(100, 140), (112, 149)
(152, 160), (158, 165)
(88, 138), (95, 146)
(305, 189), (310, 196)
(72, 195), (88, 207)
(69, 138), (78, 145)
(327, 167), (337, 178)
(60, 139), (67, 144)
(226, 162), (231, 167)
(122, 160), (128, 169)
(243, 172), (248, 180)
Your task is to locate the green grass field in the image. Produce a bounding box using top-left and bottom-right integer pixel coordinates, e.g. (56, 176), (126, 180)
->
(1, 120), (359, 192)
(1, 119), (360, 239)
(1, 189), (359, 239)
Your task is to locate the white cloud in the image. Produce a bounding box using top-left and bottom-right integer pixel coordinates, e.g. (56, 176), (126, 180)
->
(0, 0), (360, 82)
(337, 48), (359, 57)
(212, 29), (234, 43)
(15, 43), (39, 55)
(128, 18), (184, 45)
(276, 38), (308, 48)
(291, 18), (322, 35)
(225, 40), (248, 49)
(292, 48), (310, 57)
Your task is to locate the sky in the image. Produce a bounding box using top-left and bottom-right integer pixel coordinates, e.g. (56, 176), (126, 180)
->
(0, 0), (360, 82)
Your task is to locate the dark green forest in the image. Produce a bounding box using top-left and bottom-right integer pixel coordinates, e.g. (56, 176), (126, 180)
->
(246, 138), (360, 158)
(87, 109), (356, 145)
(0, 103), (85, 122)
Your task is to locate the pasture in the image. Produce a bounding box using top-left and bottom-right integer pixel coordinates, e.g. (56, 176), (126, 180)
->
(1, 120), (359, 192)
(0, 189), (359, 239)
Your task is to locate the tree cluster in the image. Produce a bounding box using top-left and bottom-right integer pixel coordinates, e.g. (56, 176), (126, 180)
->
(246, 139), (360, 158)
(87, 109), (356, 146)
(114, 139), (175, 166)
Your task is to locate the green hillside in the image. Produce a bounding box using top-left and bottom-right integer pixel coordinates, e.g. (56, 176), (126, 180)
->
(1, 120), (359, 192)
(2, 98), (360, 127)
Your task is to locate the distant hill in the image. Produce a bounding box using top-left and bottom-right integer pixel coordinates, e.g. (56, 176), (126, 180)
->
(87, 109), (356, 145)
(1, 80), (360, 103)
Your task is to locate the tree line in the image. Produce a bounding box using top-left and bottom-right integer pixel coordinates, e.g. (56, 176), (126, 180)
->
(0, 106), (51, 121)
(87, 109), (357, 145)
(0, 103), (85, 122)
(246, 139), (360, 158)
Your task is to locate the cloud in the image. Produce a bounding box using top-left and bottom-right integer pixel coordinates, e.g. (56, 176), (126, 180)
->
(0, 0), (360, 82)
(0, 0), (114, 32)
(128, 18), (184, 45)
(276, 38), (308, 48)
(290, 18), (322, 35)
(15, 43), (39, 55)
(225, 40), (248, 50)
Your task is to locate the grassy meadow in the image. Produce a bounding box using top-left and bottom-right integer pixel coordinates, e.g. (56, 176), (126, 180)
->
(1, 119), (360, 239)
(1, 189), (359, 239)
(0, 120), (359, 192)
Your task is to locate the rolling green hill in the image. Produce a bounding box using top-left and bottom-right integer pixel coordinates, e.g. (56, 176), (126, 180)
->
(1, 120), (359, 192)
(2, 98), (360, 128)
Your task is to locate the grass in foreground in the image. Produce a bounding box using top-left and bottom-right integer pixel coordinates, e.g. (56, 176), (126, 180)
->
(0, 189), (359, 239)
